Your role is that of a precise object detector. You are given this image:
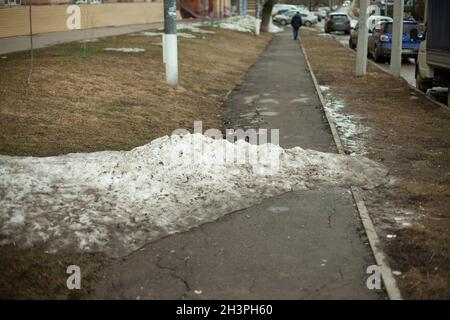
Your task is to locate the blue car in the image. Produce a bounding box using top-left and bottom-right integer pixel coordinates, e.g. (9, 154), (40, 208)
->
(368, 20), (421, 62)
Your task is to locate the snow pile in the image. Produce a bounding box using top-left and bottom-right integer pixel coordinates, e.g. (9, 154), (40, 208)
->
(268, 20), (284, 33)
(219, 15), (257, 33)
(141, 31), (163, 37)
(177, 22), (215, 34)
(217, 15), (283, 33)
(103, 48), (145, 53)
(0, 134), (387, 257)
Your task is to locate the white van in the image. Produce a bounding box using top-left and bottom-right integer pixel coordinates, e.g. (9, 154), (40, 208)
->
(272, 4), (299, 15)
(367, 15), (393, 32)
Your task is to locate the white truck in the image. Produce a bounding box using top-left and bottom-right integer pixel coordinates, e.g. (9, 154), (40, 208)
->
(415, 0), (450, 104)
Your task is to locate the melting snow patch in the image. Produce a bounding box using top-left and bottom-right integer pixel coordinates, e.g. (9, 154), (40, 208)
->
(0, 134), (387, 257)
(142, 32), (163, 37)
(142, 31), (196, 39)
(322, 92), (369, 154)
(215, 15), (283, 34)
(79, 38), (99, 43)
(268, 20), (284, 33)
(177, 23), (215, 34)
(103, 48), (145, 53)
(178, 32), (196, 39)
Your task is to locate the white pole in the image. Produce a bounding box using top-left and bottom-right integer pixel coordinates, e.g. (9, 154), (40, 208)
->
(390, 0), (404, 77)
(255, 0), (261, 36)
(356, 0), (369, 76)
(163, 0), (178, 86)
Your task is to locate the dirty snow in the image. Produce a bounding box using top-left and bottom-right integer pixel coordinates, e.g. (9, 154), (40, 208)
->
(177, 23), (215, 34)
(268, 20), (284, 33)
(217, 15), (283, 33)
(140, 17), (281, 41)
(103, 48), (146, 53)
(141, 31), (163, 37)
(321, 86), (369, 155)
(0, 134), (387, 257)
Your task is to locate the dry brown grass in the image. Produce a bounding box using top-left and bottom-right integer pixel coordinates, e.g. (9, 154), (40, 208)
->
(0, 28), (271, 156)
(302, 29), (450, 299)
(0, 27), (272, 299)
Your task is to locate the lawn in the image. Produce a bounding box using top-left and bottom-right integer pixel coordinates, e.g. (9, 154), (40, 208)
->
(0, 27), (271, 156)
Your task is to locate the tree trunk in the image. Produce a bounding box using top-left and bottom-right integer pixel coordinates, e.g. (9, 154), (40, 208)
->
(260, 0), (275, 32)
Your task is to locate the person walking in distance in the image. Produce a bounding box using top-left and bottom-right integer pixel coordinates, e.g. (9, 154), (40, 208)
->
(291, 12), (302, 41)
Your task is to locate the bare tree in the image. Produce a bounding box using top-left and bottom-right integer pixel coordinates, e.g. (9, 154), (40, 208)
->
(260, 0), (275, 32)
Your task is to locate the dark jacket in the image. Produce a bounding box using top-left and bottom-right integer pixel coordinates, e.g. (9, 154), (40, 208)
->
(291, 14), (302, 28)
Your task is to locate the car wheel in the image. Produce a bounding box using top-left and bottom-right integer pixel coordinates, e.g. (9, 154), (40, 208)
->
(415, 66), (432, 93)
(349, 38), (356, 49)
(374, 47), (383, 62)
(305, 21), (312, 27)
(280, 19), (287, 26)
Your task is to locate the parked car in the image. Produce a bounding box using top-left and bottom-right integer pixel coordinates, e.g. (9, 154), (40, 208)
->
(313, 10), (327, 22)
(368, 20), (421, 62)
(349, 16), (393, 49)
(301, 12), (318, 26)
(272, 8), (290, 18)
(271, 4), (298, 15)
(318, 6), (331, 15)
(273, 10), (317, 27)
(324, 13), (351, 34)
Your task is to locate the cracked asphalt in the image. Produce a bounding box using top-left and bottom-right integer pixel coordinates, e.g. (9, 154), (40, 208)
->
(92, 31), (386, 299)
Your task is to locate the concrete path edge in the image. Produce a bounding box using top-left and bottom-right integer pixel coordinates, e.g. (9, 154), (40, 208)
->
(299, 40), (403, 300)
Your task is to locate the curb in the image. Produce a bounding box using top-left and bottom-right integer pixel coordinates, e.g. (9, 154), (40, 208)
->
(299, 39), (403, 300)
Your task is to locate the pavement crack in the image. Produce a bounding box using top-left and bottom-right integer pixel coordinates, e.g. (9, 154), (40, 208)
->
(155, 255), (191, 299)
(327, 207), (336, 228)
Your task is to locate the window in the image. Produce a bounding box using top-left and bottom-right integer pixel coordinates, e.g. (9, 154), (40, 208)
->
(385, 22), (418, 34)
(332, 15), (348, 22)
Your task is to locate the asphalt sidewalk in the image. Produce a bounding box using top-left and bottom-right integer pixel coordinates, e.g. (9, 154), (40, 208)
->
(0, 23), (162, 55)
(93, 30), (385, 299)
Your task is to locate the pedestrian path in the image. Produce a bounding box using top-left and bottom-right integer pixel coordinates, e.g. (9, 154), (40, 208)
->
(93, 30), (385, 299)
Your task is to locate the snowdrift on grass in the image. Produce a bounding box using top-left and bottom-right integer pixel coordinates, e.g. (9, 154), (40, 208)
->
(0, 134), (387, 257)
(218, 15), (284, 33)
(103, 48), (146, 53)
